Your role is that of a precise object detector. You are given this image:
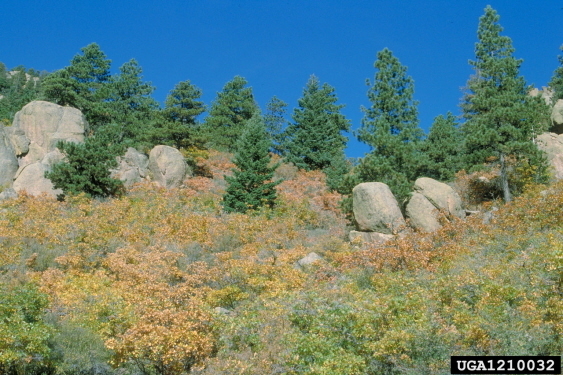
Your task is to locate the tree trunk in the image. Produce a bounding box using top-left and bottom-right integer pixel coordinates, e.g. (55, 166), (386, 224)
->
(500, 152), (512, 202)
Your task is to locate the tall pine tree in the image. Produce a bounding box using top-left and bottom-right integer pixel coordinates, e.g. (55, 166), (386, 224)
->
(222, 112), (279, 213)
(282, 75), (350, 189)
(354, 48), (424, 204)
(202, 76), (257, 151)
(41, 43), (113, 129)
(461, 6), (549, 202)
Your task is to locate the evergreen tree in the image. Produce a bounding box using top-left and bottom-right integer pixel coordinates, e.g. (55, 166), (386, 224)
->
(222, 113), (279, 213)
(461, 6), (549, 202)
(46, 123), (127, 199)
(354, 48), (424, 204)
(418, 112), (464, 181)
(549, 45), (563, 102)
(202, 76), (257, 151)
(263, 96), (288, 155)
(152, 80), (206, 149)
(283, 75), (350, 177)
(42, 43), (113, 128)
(106, 59), (159, 148)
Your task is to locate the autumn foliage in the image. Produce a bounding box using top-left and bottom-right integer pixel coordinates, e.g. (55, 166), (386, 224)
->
(1, 154), (563, 374)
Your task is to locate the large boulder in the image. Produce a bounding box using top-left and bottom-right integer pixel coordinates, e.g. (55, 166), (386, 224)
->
(551, 100), (563, 135)
(406, 177), (464, 233)
(405, 192), (441, 233)
(413, 177), (464, 218)
(13, 101), (88, 166)
(0, 126), (18, 187)
(536, 132), (563, 180)
(111, 147), (149, 188)
(352, 182), (406, 234)
(12, 162), (62, 198)
(148, 145), (189, 189)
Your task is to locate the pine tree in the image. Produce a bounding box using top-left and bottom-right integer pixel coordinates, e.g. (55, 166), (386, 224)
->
(42, 43), (113, 129)
(549, 45), (563, 102)
(418, 112), (464, 181)
(263, 96), (288, 155)
(46, 123), (126, 199)
(202, 76), (257, 151)
(153, 80), (206, 149)
(106, 59), (159, 148)
(354, 48), (424, 204)
(222, 113), (279, 213)
(461, 6), (549, 202)
(283, 75), (350, 176)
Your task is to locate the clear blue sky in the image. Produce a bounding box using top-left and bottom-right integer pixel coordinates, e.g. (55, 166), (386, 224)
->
(2, 0), (561, 158)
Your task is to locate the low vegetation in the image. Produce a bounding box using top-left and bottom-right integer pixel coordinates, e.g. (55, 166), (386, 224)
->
(1, 4), (563, 374)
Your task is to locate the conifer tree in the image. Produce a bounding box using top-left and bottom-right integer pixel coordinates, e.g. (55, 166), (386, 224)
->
(222, 113), (279, 213)
(461, 6), (549, 202)
(202, 76), (257, 151)
(264, 96), (288, 155)
(418, 112), (464, 181)
(283, 75), (350, 178)
(151, 80), (206, 149)
(42, 43), (113, 128)
(549, 45), (563, 102)
(46, 123), (126, 199)
(354, 48), (424, 203)
(106, 59), (159, 148)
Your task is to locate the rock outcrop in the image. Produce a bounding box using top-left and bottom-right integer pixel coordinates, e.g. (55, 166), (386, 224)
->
(4, 125), (29, 156)
(13, 100), (88, 167)
(111, 147), (149, 188)
(536, 132), (563, 180)
(6, 101), (89, 197)
(352, 182), (406, 234)
(148, 145), (189, 189)
(0, 126), (19, 186)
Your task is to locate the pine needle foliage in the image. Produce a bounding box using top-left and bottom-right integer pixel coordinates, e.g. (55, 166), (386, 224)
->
(203, 76), (257, 152)
(222, 113), (279, 213)
(354, 48), (424, 204)
(283, 75), (350, 172)
(418, 112), (464, 181)
(461, 6), (550, 202)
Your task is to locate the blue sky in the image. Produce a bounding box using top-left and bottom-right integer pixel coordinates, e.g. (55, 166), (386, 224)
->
(2, 0), (562, 157)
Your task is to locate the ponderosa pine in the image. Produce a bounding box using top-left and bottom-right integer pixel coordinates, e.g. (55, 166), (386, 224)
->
(354, 48), (424, 204)
(461, 6), (549, 202)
